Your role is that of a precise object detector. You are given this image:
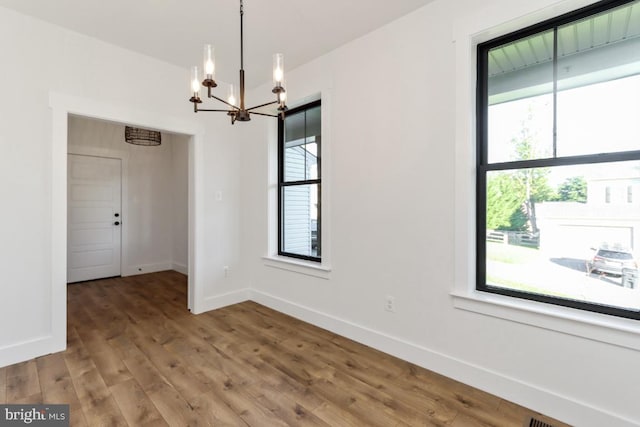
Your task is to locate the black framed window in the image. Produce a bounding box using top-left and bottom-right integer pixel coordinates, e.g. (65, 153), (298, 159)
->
(278, 100), (321, 262)
(477, 0), (640, 319)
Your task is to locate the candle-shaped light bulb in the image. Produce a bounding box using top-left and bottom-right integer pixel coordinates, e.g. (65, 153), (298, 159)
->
(278, 78), (287, 104)
(190, 66), (201, 95)
(227, 84), (237, 107)
(273, 53), (284, 85)
(203, 44), (215, 79)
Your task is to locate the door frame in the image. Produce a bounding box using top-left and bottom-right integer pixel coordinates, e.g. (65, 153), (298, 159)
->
(50, 92), (206, 354)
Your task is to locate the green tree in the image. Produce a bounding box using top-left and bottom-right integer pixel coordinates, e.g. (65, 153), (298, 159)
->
(556, 176), (587, 203)
(510, 116), (554, 233)
(508, 205), (529, 231)
(486, 106), (556, 232)
(486, 172), (525, 230)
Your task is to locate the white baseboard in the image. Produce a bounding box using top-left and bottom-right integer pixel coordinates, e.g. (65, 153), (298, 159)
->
(250, 290), (638, 427)
(192, 288), (251, 315)
(171, 262), (188, 275)
(0, 335), (65, 368)
(122, 262), (173, 277)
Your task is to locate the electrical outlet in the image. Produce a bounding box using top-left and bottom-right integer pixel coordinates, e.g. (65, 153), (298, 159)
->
(223, 266), (229, 277)
(384, 295), (396, 313)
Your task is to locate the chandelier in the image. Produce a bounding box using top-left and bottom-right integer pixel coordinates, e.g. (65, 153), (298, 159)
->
(188, 0), (287, 124)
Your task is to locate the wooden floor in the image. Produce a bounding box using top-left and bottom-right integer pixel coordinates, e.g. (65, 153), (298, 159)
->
(0, 271), (569, 427)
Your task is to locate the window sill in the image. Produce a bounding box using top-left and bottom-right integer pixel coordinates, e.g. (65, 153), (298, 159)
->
(262, 255), (331, 279)
(451, 290), (640, 351)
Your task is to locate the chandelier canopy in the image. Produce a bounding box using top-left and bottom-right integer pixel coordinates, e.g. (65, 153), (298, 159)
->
(189, 0), (287, 124)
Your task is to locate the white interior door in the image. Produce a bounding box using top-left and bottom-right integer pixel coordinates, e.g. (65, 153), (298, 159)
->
(67, 154), (122, 283)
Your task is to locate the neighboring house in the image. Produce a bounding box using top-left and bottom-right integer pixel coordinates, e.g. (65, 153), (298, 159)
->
(538, 174), (640, 257)
(283, 143), (318, 256)
(588, 176), (640, 206)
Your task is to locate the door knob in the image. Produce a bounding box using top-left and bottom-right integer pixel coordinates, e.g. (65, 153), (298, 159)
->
(114, 221), (120, 226)
(114, 213), (120, 217)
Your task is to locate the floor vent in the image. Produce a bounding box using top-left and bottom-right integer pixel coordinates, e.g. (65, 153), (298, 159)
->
(526, 416), (554, 427)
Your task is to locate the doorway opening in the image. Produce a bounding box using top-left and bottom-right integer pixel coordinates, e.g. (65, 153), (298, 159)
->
(49, 92), (204, 356)
(66, 116), (189, 285)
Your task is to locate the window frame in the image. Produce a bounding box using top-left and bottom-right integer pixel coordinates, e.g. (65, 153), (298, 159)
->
(476, 0), (640, 320)
(277, 99), (322, 262)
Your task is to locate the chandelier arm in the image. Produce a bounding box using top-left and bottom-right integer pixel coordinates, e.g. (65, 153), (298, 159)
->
(246, 100), (279, 112)
(250, 111), (279, 118)
(197, 109), (235, 113)
(209, 94), (239, 110)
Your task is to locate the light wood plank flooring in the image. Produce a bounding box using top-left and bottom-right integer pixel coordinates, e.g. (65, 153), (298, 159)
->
(0, 271), (569, 426)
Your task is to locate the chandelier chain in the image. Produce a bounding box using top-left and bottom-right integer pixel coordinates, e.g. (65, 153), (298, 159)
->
(240, 0), (244, 70)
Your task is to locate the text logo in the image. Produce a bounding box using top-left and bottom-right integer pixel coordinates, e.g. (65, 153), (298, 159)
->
(0, 405), (69, 426)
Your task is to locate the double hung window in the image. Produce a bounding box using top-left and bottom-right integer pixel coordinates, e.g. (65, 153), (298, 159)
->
(477, 0), (640, 318)
(278, 100), (322, 261)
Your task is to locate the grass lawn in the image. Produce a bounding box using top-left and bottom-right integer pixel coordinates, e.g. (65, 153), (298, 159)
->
(486, 242), (572, 298)
(486, 241), (541, 264)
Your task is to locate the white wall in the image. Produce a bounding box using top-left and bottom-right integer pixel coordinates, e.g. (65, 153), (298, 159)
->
(67, 116), (188, 276)
(0, 6), (244, 367)
(239, 1), (640, 426)
(171, 134), (189, 274)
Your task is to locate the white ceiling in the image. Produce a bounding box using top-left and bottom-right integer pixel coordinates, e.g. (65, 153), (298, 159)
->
(0, 0), (436, 88)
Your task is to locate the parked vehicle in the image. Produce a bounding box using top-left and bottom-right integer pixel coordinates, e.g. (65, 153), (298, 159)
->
(587, 245), (637, 276)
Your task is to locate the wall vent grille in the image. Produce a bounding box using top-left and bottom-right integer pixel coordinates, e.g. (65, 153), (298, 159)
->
(526, 417), (555, 427)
